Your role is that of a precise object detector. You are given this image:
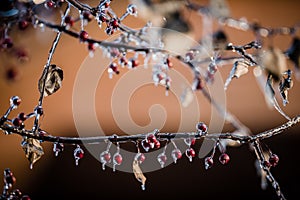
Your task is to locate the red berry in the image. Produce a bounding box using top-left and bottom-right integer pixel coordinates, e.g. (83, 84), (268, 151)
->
(105, 27), (114, 35)
(109, 62), (118, 72)
(219, 153), (230, 165)
(16, 49), (29, 62)
(269, 154), (279, 167)
(111, 18), (119, 29)
(136, 153), (146, 163)
(99, 15), (107, 23)
(46, 1), (54, 8)
(190, 138), (196, 146)
(104, 152), (111, 162)
(82, 11), (93, 22)
(204, 157), (214, 169)
(147, 134), (157, 143)
(185, 51), (194, 61)
(208, 63), (218, 74)
(130, 59), (139, 68)
(21, 195), (31, 200)
(172, 149), (182, 161)
(79, 30), (89, 41)
(127, 4), (137, 16)
(263, 160), (271, 168)
(196, 122), (207, 134)
(76, 150), (84, 159)
(64, 15), (74, 26)
(12, 118), (22, 126)
(114, 154), (122, 165)
(88, 42), (96, 51)
(18, 20), (29, 30)
(119, 56), (128, 65)
(154, 140), (161, 149)
(18, 112), (27, 121)
(175, 151), (182, 159)
(186, 148), (196, 157)
(141, 139), (151, 151)
(6, 68), (19, 81)
(2, 37), (13, 48)
(10, 96), (21, 107)
(158, 154), (167, 163)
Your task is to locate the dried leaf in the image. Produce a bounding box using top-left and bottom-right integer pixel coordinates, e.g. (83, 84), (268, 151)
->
(21, 138), (44, 169)
(133, 159), (146, 190)
(265, 75), (291, 120)
(261, 47), (287, 81)
(224, 60), (249, 90)
(265, 74), (275, 104)
(279, 70), (293, 106)
(38, 64), (63, 97)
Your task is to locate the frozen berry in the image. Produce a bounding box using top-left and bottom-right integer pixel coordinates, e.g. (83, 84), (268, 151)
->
(219, 153), (230, 165)
(18, 112), (27, 121)
(79, 30), (89, 41)
(2, 37), (13, 48)
(64, 15), (74, 26)
(12, 118), (22, 126)
(196, 122), (208, 134)
(186, 148), (196, 158)
(114, 154), (122, 165)
(18, 20), (29, 30)
(10, 96), (21, 107)
(269, 154), (279, 167)
(82, 11), (93, 22)
(204, 157), (214, 169)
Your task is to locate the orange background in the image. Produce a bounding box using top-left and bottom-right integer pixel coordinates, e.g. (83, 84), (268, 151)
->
(0, 0), (300, 199)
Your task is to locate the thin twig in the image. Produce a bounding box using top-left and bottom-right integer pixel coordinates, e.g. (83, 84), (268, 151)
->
(32, 4), (71, 134)
(1, 115), (299, 145)
(252, 140), (286, 200)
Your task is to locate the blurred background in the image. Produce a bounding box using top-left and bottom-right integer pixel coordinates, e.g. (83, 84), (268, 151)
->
(0, 0), (300, 199)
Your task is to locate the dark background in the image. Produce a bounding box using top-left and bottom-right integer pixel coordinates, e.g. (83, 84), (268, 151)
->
(1, 0), (300, 199)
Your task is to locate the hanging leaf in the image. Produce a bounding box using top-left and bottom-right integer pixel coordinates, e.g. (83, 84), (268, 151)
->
(21, 138), (44, 169)
(38, 64), (63, 97)
(265, 74), (291, 120)
(279, 70), (293, 106)
(133, 159), (146, 190)
(224, 60), (250, 90)
(261, 47), (287, 81)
